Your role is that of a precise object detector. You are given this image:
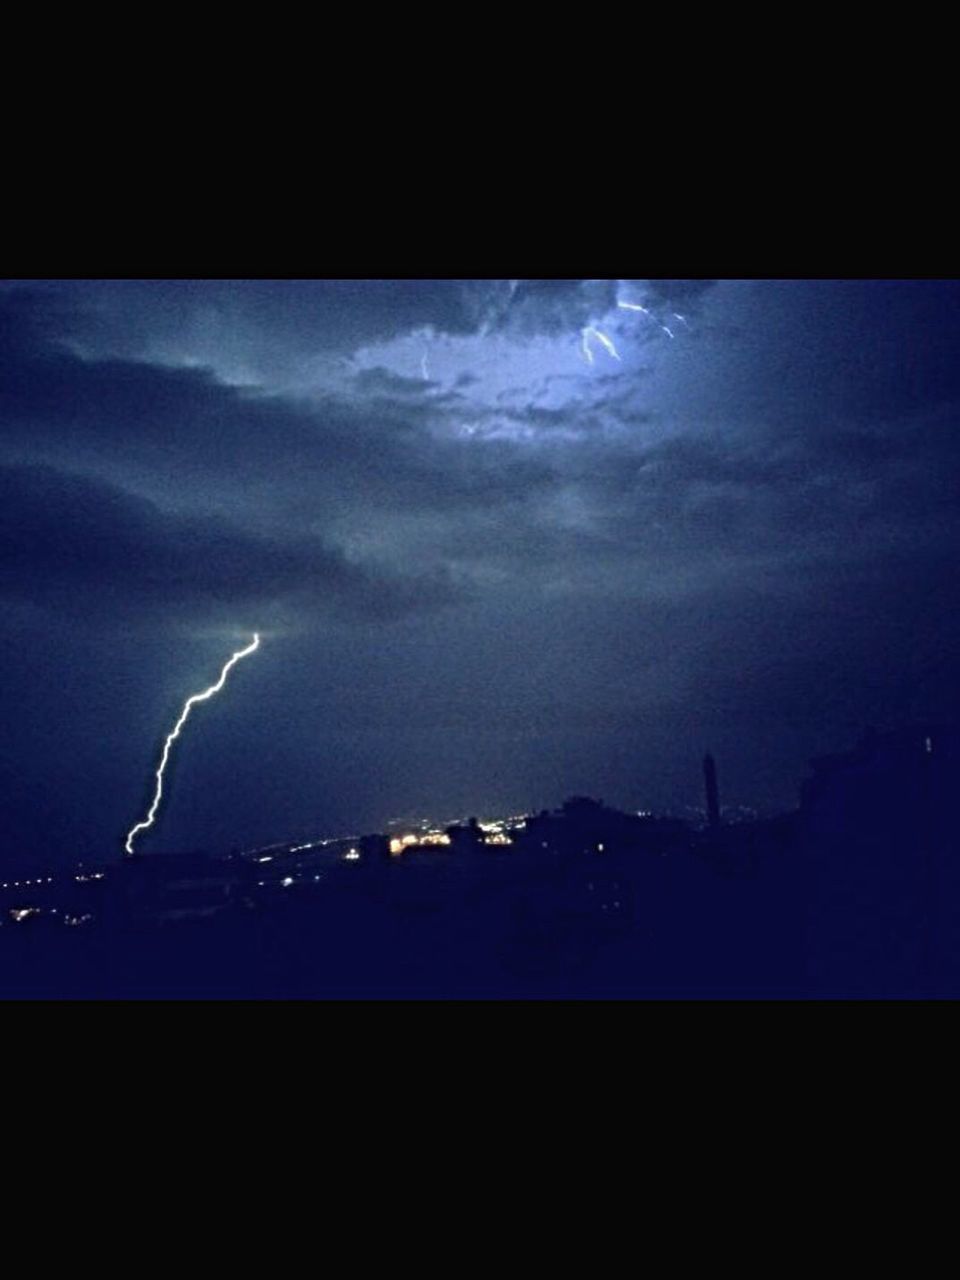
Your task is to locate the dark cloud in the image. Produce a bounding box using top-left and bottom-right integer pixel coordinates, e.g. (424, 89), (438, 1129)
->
(0, 463), (465, 627)
(1, 279), (492, 359)
(640, 279), (718, 307)
(493, 280), (619, 336)
(2, 280), (724, 369)
(490, 280), (719, 338)
(352, 367), (435, 397)
(4, 280), (615, 373)
(4, 287), (957, 617)
(0, 293), (563, 551)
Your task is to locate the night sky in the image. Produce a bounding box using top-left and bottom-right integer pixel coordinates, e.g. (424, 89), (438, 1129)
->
(2, 279), (958, 869)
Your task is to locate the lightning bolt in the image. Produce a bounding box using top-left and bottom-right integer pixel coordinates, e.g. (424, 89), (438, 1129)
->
(580, 326), (620, 365)
(593, 328), (620, 360)
(124, 633), (260, 855)
(619, 298), (684, 342)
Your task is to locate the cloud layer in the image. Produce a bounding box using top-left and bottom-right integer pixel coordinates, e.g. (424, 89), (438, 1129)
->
(1, 278), (959, 859)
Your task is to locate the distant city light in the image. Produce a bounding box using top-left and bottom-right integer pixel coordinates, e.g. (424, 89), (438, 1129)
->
(281, 877), (294, 887)
(344, 849), (361, 861)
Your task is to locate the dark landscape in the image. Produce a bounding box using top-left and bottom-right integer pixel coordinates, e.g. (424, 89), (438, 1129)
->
(2, 725), (955, 999)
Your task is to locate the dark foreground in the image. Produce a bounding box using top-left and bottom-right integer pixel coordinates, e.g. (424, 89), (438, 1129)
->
(2, 831), (956, 1000)
(4, 725), (959, 999)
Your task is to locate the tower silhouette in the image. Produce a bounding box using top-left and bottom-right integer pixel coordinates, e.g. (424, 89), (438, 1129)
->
(703, 753), (721, 829)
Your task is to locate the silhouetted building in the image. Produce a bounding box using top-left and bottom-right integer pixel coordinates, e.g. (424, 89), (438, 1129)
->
(444, 818), (484, 854)
(799, 724), (955, 843)
(704, 753), (720, 829)
(517, 797), (688, 860)
(360, 833), (391, 861)
(800, 723), (960, 992)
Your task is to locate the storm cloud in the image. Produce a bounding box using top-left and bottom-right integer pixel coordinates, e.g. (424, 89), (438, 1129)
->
(1, 278), (958, 864)
(0, 462), (466, 627)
